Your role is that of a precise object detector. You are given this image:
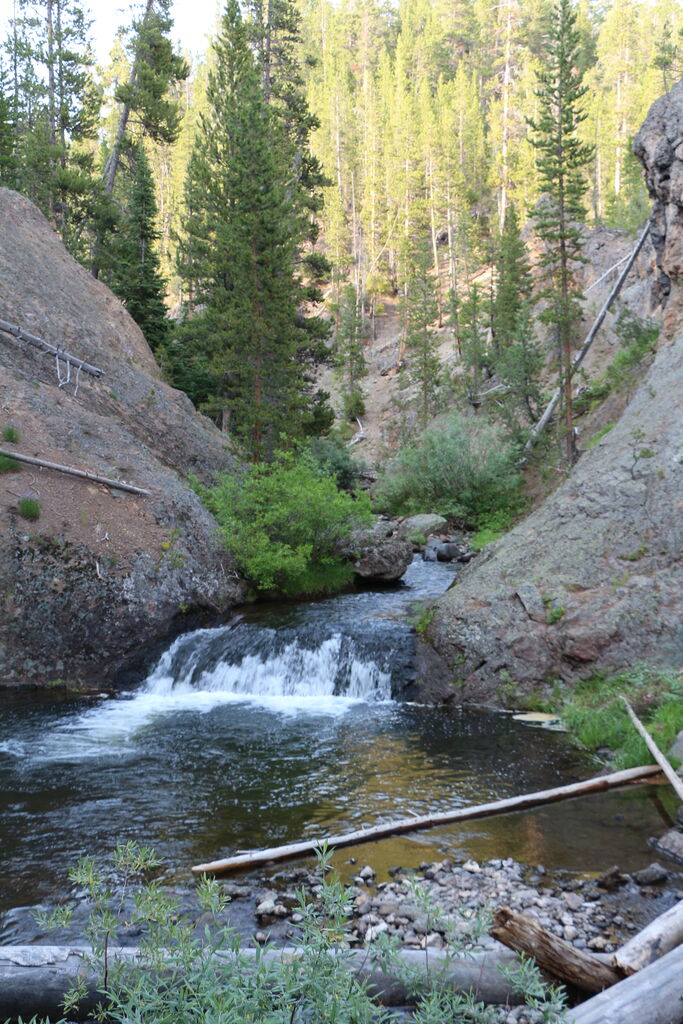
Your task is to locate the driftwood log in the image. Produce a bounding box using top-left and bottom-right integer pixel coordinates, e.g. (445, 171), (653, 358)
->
(613, 898), (683, 975)
(192, 764), (662, 874)
(490, 906), (621, 993)
(0, 318), (104, 378)
(566, 941), (683, 1024)
(0, 944), (525, 1021)
(0, 448), (151, 497)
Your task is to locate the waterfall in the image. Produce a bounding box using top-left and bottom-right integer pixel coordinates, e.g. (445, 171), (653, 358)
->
(143, 622), (397, 702)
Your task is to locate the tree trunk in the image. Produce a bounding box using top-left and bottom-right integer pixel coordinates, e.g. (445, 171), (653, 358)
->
(490, 907), (621, 993)
(613, 899), (683, 976)
(0, 944), (527, 1021)
(566, 943), (683, 1024)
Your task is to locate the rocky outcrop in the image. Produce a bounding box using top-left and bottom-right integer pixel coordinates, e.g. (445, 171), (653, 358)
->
(634, 78), (683, 335)
(0, 189), (248, 688)
(423, 85), (683, 705)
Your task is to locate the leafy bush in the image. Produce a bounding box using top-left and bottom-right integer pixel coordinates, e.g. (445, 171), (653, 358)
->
(200, 450), (372, 596)
(307, 436), (364, 490)
(574, 311), (658, 415)
(375, 412), (523, 526)
(18, 497), (40, 520)
(2, 425), (19, 443)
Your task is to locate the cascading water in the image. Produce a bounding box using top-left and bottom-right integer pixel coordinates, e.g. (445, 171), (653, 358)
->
(142, 614), (418, 704)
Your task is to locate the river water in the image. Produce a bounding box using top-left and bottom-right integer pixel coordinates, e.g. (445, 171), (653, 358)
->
(0, 558), (673, 941)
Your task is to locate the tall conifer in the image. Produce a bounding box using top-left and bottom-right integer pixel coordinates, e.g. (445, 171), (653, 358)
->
(177, 0), (316, 461)
(528, 0), (593, 463)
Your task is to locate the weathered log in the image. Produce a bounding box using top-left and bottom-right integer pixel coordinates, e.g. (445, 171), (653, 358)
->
(621, 697), (683, 803)
(0, 944), (526, 1021)
(0, 318), (104, 377)
(613, 898), (683, 975)
(566, 942), (683, 1024)
(192, 764), (662, 874)
(524, 222), (650, 453)
(490, 906), (621, 994)
(0, 447), (151, 496)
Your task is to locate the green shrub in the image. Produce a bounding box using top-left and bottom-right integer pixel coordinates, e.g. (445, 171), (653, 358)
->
(575, 312), (658, 415)
(559, 666), (683, 768)
(2, 425), (19, 443)
(342, 388), (366, 421)
(0, 453), (20, 473)
(37, 842), (566, 1024)
(375, 412), (523, 527)
(18, 497), (40, 520)
(307, 436), (364, 491)
(201, 450), (372, 596)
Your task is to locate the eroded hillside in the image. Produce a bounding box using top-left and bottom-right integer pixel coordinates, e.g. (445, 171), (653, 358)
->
(0, 189), (247, 689)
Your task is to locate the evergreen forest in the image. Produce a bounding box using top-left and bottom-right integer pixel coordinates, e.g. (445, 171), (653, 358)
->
(0, 0), (674, 465)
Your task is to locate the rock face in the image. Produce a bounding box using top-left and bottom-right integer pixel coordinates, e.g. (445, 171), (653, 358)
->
(424, 87), (683, 705)
(0, 189), (248, 688)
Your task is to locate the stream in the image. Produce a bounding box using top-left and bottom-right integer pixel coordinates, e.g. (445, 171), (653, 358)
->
(0, 557), (674, 943)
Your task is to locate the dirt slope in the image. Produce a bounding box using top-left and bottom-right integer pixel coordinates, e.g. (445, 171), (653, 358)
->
(0, 188), (247, 689)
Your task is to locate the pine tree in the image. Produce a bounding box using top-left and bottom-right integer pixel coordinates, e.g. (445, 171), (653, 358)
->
(335, 283), (367, 421)
(404, 255), (442, 427)
(459, 284), (489, 412)
(528, 0), (593, 463)
(107, 144), (169, 351)
(0, 67), (16, 185)
(177, 0), (318, 461)
(491, 203), (532, 358)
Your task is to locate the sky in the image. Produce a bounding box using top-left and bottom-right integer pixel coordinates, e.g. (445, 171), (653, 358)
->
(1, 0), (221, 64)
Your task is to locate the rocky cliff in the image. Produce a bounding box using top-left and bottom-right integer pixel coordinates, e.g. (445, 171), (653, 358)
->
(0, 189), (247, 689)
(425, 83), (683, 705)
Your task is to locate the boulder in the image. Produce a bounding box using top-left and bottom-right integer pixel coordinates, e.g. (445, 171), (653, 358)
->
(397, 514), (448, 540)
(351, 519), (413, 582)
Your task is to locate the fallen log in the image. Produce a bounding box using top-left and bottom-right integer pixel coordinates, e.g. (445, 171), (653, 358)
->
(524, 222), (650, 453)
(0, 944), (526, 1021)
(490, 906), (621, 993)
(566, 941), (683, 1024)
(621, 697), (683, 803)
(192, 764), (662, 874)
(613, 898), (683, 975)
(0, 318), (104, 378)
(0, 447), (151, 497)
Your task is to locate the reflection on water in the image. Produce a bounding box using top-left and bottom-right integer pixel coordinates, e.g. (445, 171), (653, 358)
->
(0, 558), (676, 936)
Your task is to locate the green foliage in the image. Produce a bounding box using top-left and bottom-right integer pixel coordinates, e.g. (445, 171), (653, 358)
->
(200, 449), (372, 596)
(585, 423), (614, 449)
(32, 841), (570, 1024)
(403, 254), (442, 426)
(0, 453), (20, 473)
(529, 0), (594, 463)
(470, 508), (520, 551)
(106, 144), (169, 351)
(18, 497), (40, 520)
(2, 426), (19, 443)
(306, 436), (364, 491)
(375, 412), (523, 527)
(335, 284), (367, 419)
(575, 311), (659, 416)
(176, 0), (330, 457)
(558, 666), (683, 769)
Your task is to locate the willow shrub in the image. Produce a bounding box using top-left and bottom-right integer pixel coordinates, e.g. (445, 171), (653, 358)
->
(199, 450), (372, 597)
(375, 412), (522, 526)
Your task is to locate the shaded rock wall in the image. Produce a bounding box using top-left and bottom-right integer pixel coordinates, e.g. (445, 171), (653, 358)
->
(0, 189), (247, 688)
(425, 84), (683, 705)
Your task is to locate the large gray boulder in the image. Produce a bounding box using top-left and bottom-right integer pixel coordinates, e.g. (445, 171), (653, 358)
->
(352, 519), (414, 582)
(422, 83), (683, 706)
